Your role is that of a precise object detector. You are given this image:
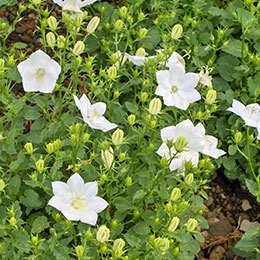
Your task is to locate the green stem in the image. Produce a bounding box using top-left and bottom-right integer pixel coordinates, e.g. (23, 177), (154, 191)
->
(45, 94), (51, 123)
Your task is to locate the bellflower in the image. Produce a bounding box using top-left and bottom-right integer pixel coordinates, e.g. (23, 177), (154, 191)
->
(73, 94), (117, 132)
(48, 173), (108, 225)
(17, 50), (61, 93)
(53, 0), (98, 15)
(125, 53), (156, 66)
(155, 63), (200, 110)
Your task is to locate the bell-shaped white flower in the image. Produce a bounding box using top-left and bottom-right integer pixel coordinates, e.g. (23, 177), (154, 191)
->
(73, 94), (117, 132)
(17, 50), (61, 93)
(200, 135), (226, 158)
(48, 173), (108, 225)
(156, 50), (185, 69)
(155, 63), (200, 110)
(124, 53), (156, 66)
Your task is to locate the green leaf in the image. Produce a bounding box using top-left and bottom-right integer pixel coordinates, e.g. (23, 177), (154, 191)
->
(23, 106), (42, 120)
(13, 42), (27, 49)
(133, 222), (149, 236)
(51, 245), (70, 259)
(228, 145), (237, 156)
(20, 189), (42, 208)
(32, 216), (50, 233)
(125, 101), (139, 114)
(193, 231), (205, 242)
(132, 189), (145, 203)
(245, 178), (258, 197)
(123, 232), (141, 248)
(6, 175), (21, 195)
(222, 39), (243, 58)
(114, 197), (132, 211)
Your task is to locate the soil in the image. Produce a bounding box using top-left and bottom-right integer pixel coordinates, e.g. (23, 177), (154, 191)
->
(1, 2), (260, 260)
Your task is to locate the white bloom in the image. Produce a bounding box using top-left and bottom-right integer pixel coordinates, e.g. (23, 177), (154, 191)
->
(200, 135), (226, 158)
(48, 173), (108, 225)
(227, 99), (260, 128)
(73, 94), (117, 132)
(125, 53), (156, 66)
(156, 50), (185, 69)
(17, 50), (61, 93)
(155, 63), (200, 110)
(199, 67), (212, 86)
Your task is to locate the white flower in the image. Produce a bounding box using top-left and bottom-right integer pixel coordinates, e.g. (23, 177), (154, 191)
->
(156, 50), (185, 69)
(124, 53), (156, 66)
(157, 119), (225, 171)
(155, 63), (200, 110)
(73, 94), (117, 132)
(227, 99), (260, 128)
(199, 67), (212, 86)
(17, 50), (61, 93)
(48, 173), (108, 225)
(115, 51), (127, 69)
(53, 0), (98, 14)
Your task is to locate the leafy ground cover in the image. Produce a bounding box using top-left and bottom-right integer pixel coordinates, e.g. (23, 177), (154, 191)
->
(0, 0), (260, 259)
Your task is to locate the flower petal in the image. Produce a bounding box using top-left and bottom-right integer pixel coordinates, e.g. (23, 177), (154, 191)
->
(51, 181), (71, 198)
(48, 196), (70, 212)
(79, 210), (98, 225)
(87, 196), (108, 213)
(83, 181), (98, 197)
(67, 173), (85, 196)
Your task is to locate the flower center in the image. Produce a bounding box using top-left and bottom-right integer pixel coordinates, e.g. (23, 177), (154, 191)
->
(172, 86), (178, 93)
(71, 198), (87, 212)
(35, 68), (46, 82)
(87, 109), (100, 122)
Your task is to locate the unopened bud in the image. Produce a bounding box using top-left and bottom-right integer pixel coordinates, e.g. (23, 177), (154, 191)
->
(140, 92), (148, 102)
(174, 136), (187, 153)
(135, 47), (146, 57)
(168, 216), (180, 232)
(139, 28), (148, 38)
(234, 132), (242, 144)
(36, 158), (44, 173)
(138, 12), (145, 20)
(47, 16), (58, 31)
(82, 133), (90, 143)
(101, 147), (114, 169)
(185, 173), (194, 185)
(248, 134), (255, 143)
(112, 129), (124, 146)
(31, 235), (38, 246)
(206, 89), (217, 105)
(172, 247), (180, 256)
(108, 66), (117, 80)
(24, 142), (33, 154)
(114, 248), (123, 258)
(0, 58), (4, 69)
(7, 55), (15, 67)
(53, 139), (62, 150)
(127, 114), (136, 125)
(75, 245), (84, 258)
(46, 143), (54, 154)
(125, 176), (132, 187)
(149, 98), (162, 115)
(160, 156), (168, 167)
(170, 187), (181, 201)
(57, 35), (65, 49)
(171, 24), (183, 40)
(96, 225), (110, 243)
(160, 238), (170, 252)
(113, 238), (125, 251)
(119, 6), (127, 17)
(9, 217), (17, 226)
(114, 19), (124, 31)
(87, 16), (100, 34)
(0, 179), (6, 192)
(74, 15), (83, 27)
(165, 202), (173, 212)
(186, 218), (198, 232)
(73, 41), (85, 56)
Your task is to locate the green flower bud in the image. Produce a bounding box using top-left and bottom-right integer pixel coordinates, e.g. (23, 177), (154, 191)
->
(118, 152), (126, 162)
(186, 218), (198, 232)
(31, 235), (38, 246)
(234, 132), (242, 144)
(114, 90), (120, 98)
(114, 19), (124, 31)
(32, 0), (41, 5)
(133, 210), (140, 218)
(65, 220), (72, 228)
(55, 213), (62, 222)
(7, 55), (15, 67)
(149, 98), (162, 115)
(128, 114), (136, 125)
(170, 187), (181, 201)
(24, 142), (33, 154)
(100, 245), (107, 253)
(110, 53), (118, 63)
(174, 136), (187, 153)
(172, 247), (180, 256)
(9, 217), (17, 227)
(0, 179), (6, 192)
(73, 41), (85, 56)
(46, 143), (54, 154)
(82, 133), (90, 143)
(248, 134), (255, 143)
(138, 12), (145, 20)
(0, 58), (5, 69)
(139, 28), (148, 38)
(47, 16), (58, 31)
(160, 238), (170, 251)
(70, 134), (77, 144)
(57, 35), (65, 49)
(36, 158), (44, 173)
(119, 6), (127, 17)
(160, 156), (168, 167)
(205, 89), (217, 105)
(87, 16), (100, 34)
(113, 238), (125, 251)
(165, 202), (173, 212)
(108, 65), (117, 80)
(75, 245), (84, 258)
(135, 47), (146, 57)
(19, 4), (26, 13)
(114, 248), (123, 258)
(100, 141), (110, 150)
(53, 139), (62, 150)
(185, 173), (194, 186)
(0, 22), (7, 31)
(112, 129), (124, 146)
(74, 15), (83, 27)
(171, 24), (183, 40)
(140, 92), (148, 102)
(185, 160), (193, 170)
(46, 31), (55, 47)
(168, 216), (180, 232)
(154, 217), (160, 225)
(76, 56), (82, 66)
(154, 237), (162, 249)
(96, 225), (110, 243)
(111, 220), (118, 228)
(125, 176), (132, 187)
(101, 147), (114, 169)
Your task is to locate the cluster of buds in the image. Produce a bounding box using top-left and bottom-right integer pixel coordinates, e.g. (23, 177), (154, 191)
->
(113, 238), (125, 258)
(154, 237), (170, 252)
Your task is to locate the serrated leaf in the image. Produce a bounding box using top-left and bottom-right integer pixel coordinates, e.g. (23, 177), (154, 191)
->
(228, 145), (237, 156)
(20, 189), (42, 208)
(23, 107), (42, 120)
(32, 216), (50, 233)
(222, 39), (243, 58)
(132, 189), (145, 203)
(114, 197), (132, 211)
(134, 222), (149, 236)
(245, 178), (258, 197)
(6, 175), (21, 195)
(123, 232), (141, 248)
(125, 102), (139, 114)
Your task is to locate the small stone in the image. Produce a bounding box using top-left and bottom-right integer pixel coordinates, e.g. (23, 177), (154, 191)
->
(205, 196), (214, 207)
(225, 247), (236, 260)
(202, 230), (209, 239)
(209, 245), (225, 260)
(241, 200), (252, 211)
(240, 219), (260, 232)
(207, 217), (220, 226)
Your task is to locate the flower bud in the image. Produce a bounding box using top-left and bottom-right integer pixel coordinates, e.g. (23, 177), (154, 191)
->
(168, 216), (180, 232)
(36, 158), (44, 173)
(75, 245), (84, 258)
(24, 142), (33, 154)
(111, 220), (118, 228)
(205, 89), (217, 105)
(127, 114), (136, 125)
(82, 133), (90, 143)
(110, 53), (118, 63)
(0, 179), (6, 192)
(170, 187), (181, 201)
(125, 176), (132, 187)
(114, 90), (120, 98)
(171, 24), (183, 40)
(165, 202), (173, 212)
(96, 225), (110, 243)
(174, 136), (187, 153)
(108, 66), (117, 80)
(0, 58), (5, 69)
(135, 47), (146, 57)
(138, 12), (145, 20)
(234, 132), (242, 144)
(112, 129), (124, 146)
(53, 139), (62, 150)
(101, 147), (114, 169)
(31, 235), (38, 246)
(185, 173), (194, 185)
(8, 55), (15, 67)
(19, 4), (26, 13)
(139, 28), (148, 38)
(0, 22), (7, 31)
(186, 218), (198, 232)
(47, 16), (58, 31)
(46, 143), (54, 154)
(154, 237), (162, 249)
(160, 238), (170, 251)
(57, 35), (65, 49)
(113, 238), (125, 251)
(140, 92), (148, 102)
(114, 19), (124, 31)
(32, 0), (41, 5)
(76, 56), (82, 66)
(114, 248), (123, 258)
(172, 247), (180, 256)
(73, 41), (85, 56)
(120, 6), (127, 17)
(160, 156), (168, 167)
(248, 134), (255, 143)
(9, 217), (17, 227)
(74, 15), (83, 27)
(46, 32), (56, 47)
(149, 98), (162, 115)
(87, 16), (100, 34)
